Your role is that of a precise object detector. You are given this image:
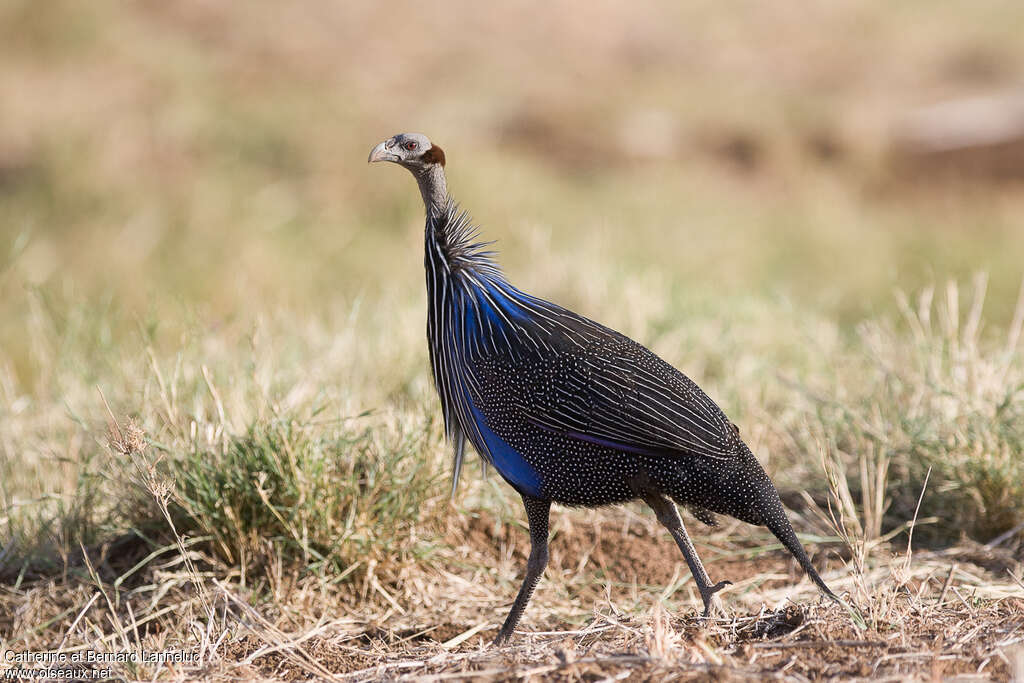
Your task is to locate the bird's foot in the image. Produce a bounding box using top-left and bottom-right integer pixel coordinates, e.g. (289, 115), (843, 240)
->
(492, 628), (513, 647)
(699, 580), (732, 619)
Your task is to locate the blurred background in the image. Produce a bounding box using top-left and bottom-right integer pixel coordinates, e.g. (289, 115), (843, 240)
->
(4, 0), (1024, 365)
(2, 1), (1023, 551)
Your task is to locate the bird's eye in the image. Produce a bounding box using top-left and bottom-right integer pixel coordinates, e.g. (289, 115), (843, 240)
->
(404, 141), (418, 151)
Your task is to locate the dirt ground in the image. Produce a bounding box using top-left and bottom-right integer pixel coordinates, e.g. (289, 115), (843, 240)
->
(219, 596), (1024, 681)
(215, 567), (1024, 679)
(32, 509), (1011, 682)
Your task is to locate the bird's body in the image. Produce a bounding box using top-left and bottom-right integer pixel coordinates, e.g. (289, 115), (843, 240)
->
(426, 199), (763, 516)
(370, 133), (839, 644)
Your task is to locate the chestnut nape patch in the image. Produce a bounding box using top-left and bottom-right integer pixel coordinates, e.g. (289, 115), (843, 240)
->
(423, 145), (445, 166)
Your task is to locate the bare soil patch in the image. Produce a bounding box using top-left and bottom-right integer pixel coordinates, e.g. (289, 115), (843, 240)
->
(213, 599), (1023, 681)
(3, 508), (1023, 681)
(191, 513), (1023, 681)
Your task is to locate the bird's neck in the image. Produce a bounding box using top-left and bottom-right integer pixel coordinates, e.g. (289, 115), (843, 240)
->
(416, 164), (449, 220)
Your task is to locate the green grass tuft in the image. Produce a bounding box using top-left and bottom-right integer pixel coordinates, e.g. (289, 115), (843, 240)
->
(802, 277), (1024, 545)
(165, 413), (444, 578)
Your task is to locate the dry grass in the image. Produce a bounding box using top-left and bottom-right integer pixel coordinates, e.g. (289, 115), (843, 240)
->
(3, 493), (1023, 680)
(3, 1), (1024, 680)
(2, 280), (1022, 680)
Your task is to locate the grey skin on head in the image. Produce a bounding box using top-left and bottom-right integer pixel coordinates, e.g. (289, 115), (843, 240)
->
(370, 132), (841, 645)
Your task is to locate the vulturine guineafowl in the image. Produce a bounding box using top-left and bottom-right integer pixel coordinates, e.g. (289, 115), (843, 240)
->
(369, 133), (840, 645)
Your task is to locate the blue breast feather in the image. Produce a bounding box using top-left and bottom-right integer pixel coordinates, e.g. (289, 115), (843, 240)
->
(468, 400), (543, 497)
(456, 278), (544, 497)
(462, 279), (532, 345)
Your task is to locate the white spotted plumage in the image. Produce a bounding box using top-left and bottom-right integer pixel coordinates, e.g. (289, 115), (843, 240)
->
(370, 132), (840, 643)
(423, 198), (744, 504)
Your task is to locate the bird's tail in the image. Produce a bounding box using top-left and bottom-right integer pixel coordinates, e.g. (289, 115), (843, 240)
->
(761, 494), (839, 602)
(736, 446), (840, 603)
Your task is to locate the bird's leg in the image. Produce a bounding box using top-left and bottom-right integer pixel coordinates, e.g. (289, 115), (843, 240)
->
(643, 492), (731, 617)
(493, 496), (550, 646)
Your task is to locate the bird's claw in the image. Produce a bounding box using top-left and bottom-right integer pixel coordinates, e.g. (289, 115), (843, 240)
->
(699, 580), (733, 618)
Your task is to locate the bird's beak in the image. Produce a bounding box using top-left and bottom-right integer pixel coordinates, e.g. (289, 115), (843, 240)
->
(368, 140), (397, 163)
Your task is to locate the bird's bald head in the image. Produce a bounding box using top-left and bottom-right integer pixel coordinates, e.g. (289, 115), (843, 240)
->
(368, 133), (445, 169)
(369, 133), (449, 215)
